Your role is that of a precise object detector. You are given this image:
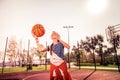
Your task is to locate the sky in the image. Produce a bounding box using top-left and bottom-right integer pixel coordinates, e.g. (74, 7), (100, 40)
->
(0, 0), (120, 51)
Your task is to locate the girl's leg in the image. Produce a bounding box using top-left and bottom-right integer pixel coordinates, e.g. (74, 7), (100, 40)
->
(50, 64), (54, 80)
(60, 62), (72, 80)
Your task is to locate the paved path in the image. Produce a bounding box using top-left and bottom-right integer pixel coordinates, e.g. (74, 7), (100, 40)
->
(22, 70), (120, 80)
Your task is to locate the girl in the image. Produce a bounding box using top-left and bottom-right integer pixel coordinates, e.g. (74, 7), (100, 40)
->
(33, 31), (72, 80)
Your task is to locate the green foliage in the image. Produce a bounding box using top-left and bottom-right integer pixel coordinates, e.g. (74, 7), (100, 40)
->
(0, 65), (50, 73)
(105, 55), (120, 64)
(74, 62), (100, 66)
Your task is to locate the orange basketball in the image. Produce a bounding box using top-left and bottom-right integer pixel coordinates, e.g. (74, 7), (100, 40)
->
(32, 24), (45, 37)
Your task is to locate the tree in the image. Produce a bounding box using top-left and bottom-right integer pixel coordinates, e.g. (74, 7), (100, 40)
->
(72, 45), (80, 66)
(31, 44), (46, 65)
(7, 37), (18, 67)
(20, 49), (27, 67)
(72, 44), (85, 69)
(96, 35), (104, 65)
(0, 51), (4, 63)
(80, 36), (100, 70)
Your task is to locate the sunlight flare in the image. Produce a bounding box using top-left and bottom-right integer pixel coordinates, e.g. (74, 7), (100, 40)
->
(87, 0), (108, 14)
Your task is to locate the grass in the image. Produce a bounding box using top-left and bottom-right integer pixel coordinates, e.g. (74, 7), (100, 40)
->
(0, 63), (119, 73)
(74, 62), (118, 67)
(0, 65), (50, 73)
(73, 62), (119, 72)
(79, 66), (118, 71)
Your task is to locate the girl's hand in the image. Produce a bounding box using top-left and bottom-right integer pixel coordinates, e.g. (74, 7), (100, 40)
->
(32, 33), (39, 43)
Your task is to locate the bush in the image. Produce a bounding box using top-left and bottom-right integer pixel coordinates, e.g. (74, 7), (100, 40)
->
(33, 64), (38, 66)
(105, 55), (120, 65)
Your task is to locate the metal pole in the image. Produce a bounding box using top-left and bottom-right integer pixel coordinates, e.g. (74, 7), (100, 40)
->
(63, 26), (73, 69)
(106, 24), (120, 72)
(45, 41), (47, 70)
(91, 39), (96, 70)
(67, 28), (70, 68)
(77, 41), (80, 70)
(27, 39), (30, 72)
(113, 38), (120, 72)
(93, 49), (96, 70)
(111, 25), (120, 72)
(2, 37), (8, 74)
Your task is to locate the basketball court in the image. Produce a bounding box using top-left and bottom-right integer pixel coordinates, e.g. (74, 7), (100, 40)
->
(22, 70), (120, 80)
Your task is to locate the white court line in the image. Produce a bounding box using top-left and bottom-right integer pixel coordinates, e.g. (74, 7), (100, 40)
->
(22, 73), (43, 80)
